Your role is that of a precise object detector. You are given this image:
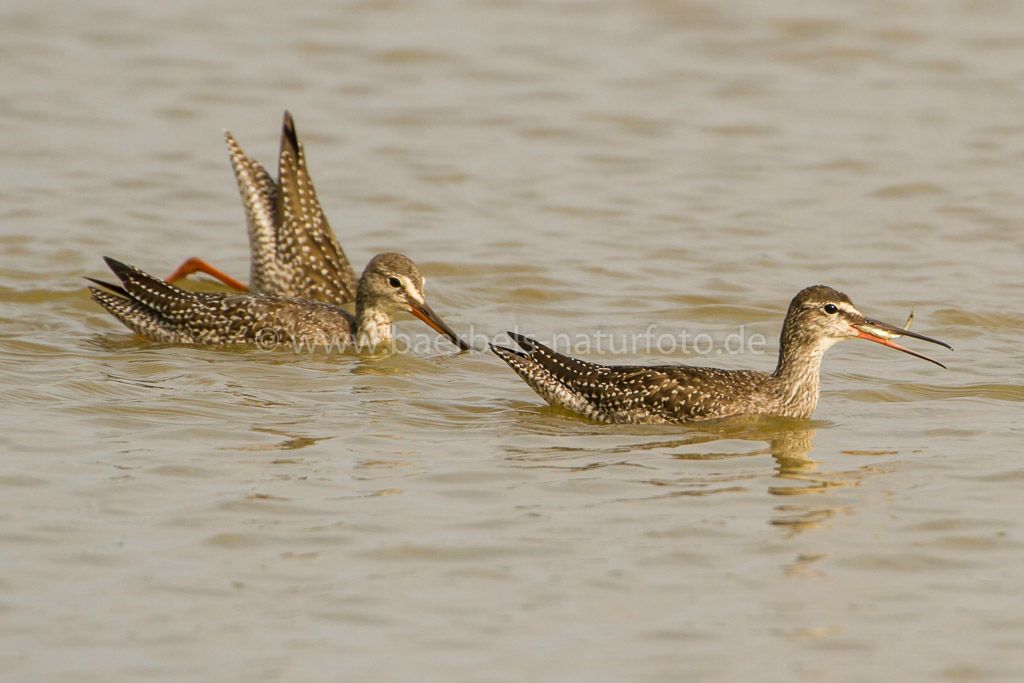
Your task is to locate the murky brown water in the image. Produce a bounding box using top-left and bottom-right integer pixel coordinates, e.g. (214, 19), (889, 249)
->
(2, 1), (1023, 680)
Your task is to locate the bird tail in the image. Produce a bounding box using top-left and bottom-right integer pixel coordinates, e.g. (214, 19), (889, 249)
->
(490, 332), (602, 418)
(86, 257), (196, 342)
(504, 332), (603, 384)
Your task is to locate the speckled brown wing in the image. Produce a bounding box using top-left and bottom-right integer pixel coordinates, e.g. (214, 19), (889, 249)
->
(89, 257), (356, 348)
(273, 112), (358, 304)
(493, 333), (633, 423)
(226, 112), (358, 305)
(496, 334), (682, 424)
(610, 365), (768, 423)
(225, 128), (279, 296)
(494, 333), (773, 424)
(490, 337), (609, 420)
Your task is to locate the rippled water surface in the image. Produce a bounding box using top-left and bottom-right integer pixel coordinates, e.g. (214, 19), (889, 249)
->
(2, 1), (1023, 680)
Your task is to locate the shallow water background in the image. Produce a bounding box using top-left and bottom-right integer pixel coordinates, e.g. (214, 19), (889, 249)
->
(2, 1), (1023, 680)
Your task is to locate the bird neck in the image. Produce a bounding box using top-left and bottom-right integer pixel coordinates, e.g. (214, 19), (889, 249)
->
(770, 328), (830, 417)
(355, 294), (394, 349)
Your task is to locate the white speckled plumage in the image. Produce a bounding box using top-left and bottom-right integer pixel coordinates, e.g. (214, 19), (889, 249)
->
(225, 111), (358, 304)
(491, 286), (950, 424)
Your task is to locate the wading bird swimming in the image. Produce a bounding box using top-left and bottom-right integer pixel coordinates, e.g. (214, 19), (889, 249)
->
(490, 285), (950, 423)
(90, 255), (468, 351)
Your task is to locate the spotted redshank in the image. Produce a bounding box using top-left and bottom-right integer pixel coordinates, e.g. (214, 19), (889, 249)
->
(490, 285), (951, 423)
(165, 111), (357, 303)
(90, 255), (468, 351)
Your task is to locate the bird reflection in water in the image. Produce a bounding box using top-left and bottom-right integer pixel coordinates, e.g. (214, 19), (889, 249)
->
(675, 421), (891, 535)
(502, 412), (892, 535)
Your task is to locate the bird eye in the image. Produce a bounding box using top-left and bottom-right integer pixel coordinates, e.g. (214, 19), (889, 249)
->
(387, 276), (402, 288)
(823, 303), (839, 314)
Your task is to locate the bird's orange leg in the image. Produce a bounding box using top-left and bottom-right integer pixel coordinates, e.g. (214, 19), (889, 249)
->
(165, 257), (249, 291)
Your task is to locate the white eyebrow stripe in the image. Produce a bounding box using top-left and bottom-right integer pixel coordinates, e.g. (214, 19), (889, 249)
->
(405, 277), (426, 305)
(837, 301), (860, 316)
